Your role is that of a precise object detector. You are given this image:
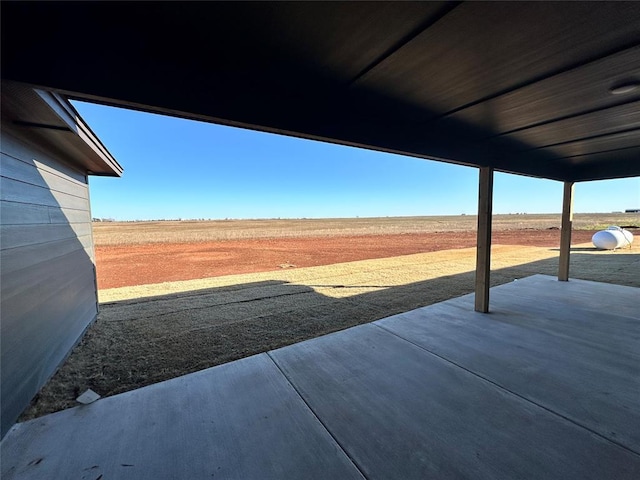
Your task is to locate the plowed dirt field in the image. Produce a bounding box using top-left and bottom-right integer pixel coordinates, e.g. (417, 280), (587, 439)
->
(96, 230), (597, 289)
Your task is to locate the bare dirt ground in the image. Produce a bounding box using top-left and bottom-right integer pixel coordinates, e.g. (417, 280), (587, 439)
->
(20, 214), (639, 421)
(96, 230), (600, 289)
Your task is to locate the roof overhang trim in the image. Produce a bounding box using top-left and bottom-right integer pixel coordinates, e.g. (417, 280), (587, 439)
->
(1, 81), (122, 177)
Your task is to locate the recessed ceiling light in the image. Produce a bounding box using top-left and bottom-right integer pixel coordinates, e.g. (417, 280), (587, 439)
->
(609, 81), (640, 95)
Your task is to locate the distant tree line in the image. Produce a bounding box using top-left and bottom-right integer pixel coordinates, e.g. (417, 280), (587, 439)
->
(92, 218), (218, 222)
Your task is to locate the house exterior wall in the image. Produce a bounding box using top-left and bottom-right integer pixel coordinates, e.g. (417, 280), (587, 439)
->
(1, 125), (99, 437)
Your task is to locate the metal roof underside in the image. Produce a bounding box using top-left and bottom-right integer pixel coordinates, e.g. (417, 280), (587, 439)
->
(2, 1), (639, 182)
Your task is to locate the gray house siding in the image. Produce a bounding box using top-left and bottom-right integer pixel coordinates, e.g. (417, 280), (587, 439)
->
(1, 127), (99, 437)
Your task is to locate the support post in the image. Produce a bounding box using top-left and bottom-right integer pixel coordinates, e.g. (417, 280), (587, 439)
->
(475, 166), (494, 313)
(558, 181), (574, 281)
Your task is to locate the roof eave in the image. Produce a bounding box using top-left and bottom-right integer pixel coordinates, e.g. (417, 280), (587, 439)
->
(1, 80), (122, 177)
(34, 88), (123, 177)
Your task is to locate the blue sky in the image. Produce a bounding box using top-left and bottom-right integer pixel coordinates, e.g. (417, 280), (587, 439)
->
(73, 101), (639, 221)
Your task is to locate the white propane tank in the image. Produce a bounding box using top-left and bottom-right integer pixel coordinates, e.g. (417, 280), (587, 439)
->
(592, 226), (634, 250)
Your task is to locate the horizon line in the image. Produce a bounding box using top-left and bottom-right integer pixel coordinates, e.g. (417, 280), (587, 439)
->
(91, 211), (635, 223)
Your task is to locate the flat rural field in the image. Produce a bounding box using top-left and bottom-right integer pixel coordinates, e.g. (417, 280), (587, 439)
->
(20, 213), (639, 421)
(93, 213), (638, 289)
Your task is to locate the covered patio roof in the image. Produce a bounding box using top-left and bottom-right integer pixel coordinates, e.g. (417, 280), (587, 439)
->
(1, 4), (639, 465)
(2, 1), (640, 182)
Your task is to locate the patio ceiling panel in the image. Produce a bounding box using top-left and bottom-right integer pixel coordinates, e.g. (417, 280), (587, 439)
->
(447, 47), (640, 136)
(352, 3), (640, 118)
(2, 1), (639, 181)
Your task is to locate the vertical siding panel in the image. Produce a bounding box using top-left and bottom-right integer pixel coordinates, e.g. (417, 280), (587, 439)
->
(0, 128), (99, 437)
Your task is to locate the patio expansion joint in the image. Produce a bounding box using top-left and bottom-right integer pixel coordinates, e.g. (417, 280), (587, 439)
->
(372, 322), (640, 458)
(265, 352), (369, 480)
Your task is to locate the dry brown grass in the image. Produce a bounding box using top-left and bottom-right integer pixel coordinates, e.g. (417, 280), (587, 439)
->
(92, 213), (640, 246)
